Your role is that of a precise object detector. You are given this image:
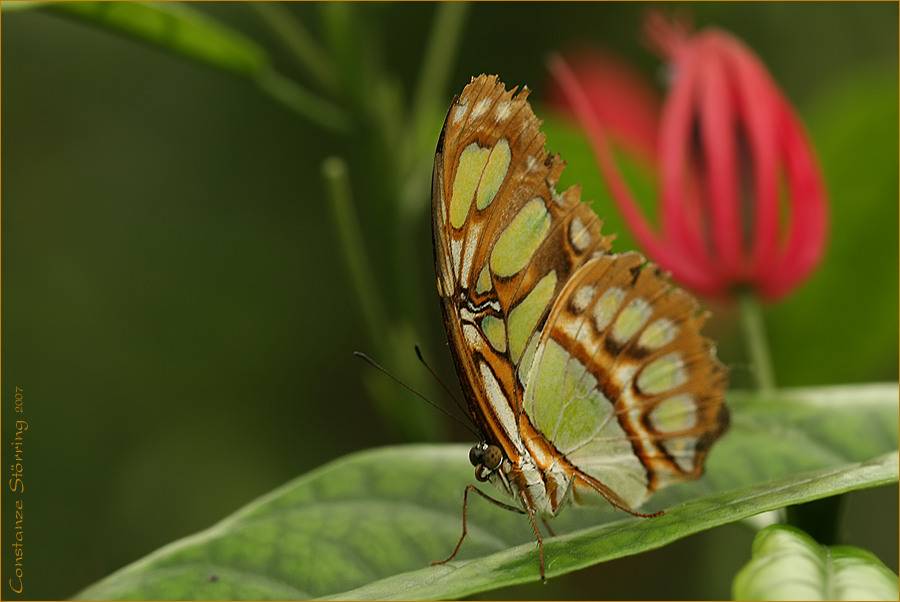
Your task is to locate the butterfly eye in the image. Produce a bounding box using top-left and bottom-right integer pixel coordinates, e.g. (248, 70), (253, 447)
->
(482, 445), (503, 470)
(468, 443), (488, 467)
(469, 443), (503, 482)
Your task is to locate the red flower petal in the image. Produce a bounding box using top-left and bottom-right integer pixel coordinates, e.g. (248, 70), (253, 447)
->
(548, 13), (829, 301)
(548, 54), (720, 294)
(545, 47), (659, 163)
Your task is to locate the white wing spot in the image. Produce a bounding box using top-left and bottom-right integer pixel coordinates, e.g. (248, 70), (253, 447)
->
(462, 323), (482, 350)
(472, 98), (491, 118)
(638, 318), (678, 350)
(460, 236), (477, 285)
(592, 287), (626, 331)
(649, 393), (697, 432)
(569, 217), (591, 252)
(479, 361), (524, 454)
(495, 101), (511, 120)
(664, 436), (699, 472)
(637, 353), (687, 394)
(453, 100), (469, 124)
(450, 237), (462, 279)
(612, 297), (652, 343)
(570, 285), (595, 314)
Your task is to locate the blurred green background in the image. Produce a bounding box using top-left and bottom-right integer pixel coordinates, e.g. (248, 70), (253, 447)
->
(3, 2), (897, 599)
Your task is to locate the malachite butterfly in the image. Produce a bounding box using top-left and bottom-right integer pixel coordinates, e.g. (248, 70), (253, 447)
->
(431, 74), (729, 579)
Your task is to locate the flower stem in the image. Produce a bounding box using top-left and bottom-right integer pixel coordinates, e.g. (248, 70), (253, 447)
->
(738, 288), (776, 393)
(405, 1), (470, 176)
(250, 2), (340, 96)
(256, 69), (350, 134)
(322, 156), (387, 354)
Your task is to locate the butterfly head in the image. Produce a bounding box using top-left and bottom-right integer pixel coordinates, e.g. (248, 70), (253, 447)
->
(469, 442), (504, 482)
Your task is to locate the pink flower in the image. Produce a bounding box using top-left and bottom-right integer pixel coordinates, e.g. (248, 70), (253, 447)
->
(548, 13), (828, 301)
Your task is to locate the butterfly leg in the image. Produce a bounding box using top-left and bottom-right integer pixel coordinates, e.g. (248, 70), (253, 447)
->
(573, 472), (664, 518)
(540, 516), (556, 537)
(516, 490), (548, 581)
(432, 483), (525, 568)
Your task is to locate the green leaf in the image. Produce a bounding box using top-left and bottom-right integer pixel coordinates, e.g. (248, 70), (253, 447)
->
(733, 524), (900, 601)
(74, 384), (898, 600)
(695, 384), (900, 495)
(34, 1), (268, 77)
(1, 1), (54, 12)
(7, 1), (351, 132)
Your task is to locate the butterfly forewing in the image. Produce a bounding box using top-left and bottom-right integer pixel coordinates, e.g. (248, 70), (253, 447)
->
(433, 74), (728, 518)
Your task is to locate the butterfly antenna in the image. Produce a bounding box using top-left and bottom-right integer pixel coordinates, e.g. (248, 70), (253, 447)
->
(353, 351), (479, 437)
(413, 345), (471, 415)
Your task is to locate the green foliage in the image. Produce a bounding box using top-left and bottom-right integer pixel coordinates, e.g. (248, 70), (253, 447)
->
(3, 0), (357, 131)
(768, 65), (900, 387)
(8, 1), (268, 77)
(733, 524), (900, 601)
(75, 385), (898, 600)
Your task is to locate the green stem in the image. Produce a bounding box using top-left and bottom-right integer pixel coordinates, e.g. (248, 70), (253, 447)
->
(738, 288), (776, 393)
(256, 70), (351, 134)
(322, 157), (387, 354)
(402, 2), (470, 186)
(250, 2), (341, 96)
(786, 496), (845, 545)
(390, 1), (470, 337)
(322, 160), (443, 441)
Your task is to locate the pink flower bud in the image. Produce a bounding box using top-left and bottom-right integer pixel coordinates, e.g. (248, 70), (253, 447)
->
(548, 13), (828, 300)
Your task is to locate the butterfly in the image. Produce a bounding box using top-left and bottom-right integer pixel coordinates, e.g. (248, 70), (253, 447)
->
(430, 74), (729, 579)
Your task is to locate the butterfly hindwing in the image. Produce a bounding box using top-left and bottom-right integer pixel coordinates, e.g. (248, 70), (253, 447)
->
(524, 252), (729, 506)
